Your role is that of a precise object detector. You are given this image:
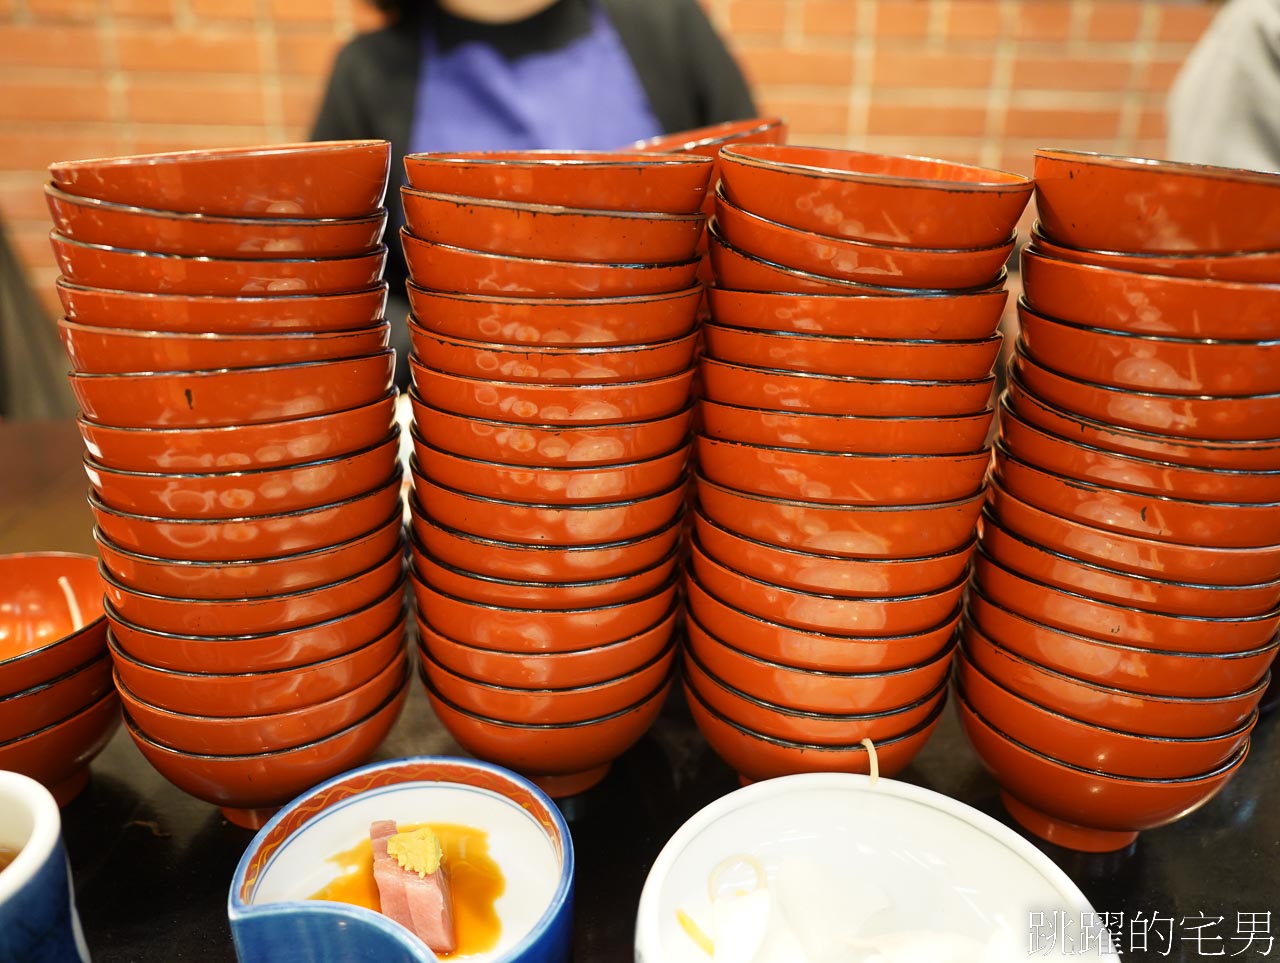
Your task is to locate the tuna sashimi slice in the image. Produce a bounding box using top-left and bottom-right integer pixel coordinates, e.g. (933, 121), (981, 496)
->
(370, 821), (457, 954)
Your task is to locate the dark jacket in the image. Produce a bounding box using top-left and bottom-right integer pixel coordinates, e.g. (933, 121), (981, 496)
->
(311, 0), (756, 302)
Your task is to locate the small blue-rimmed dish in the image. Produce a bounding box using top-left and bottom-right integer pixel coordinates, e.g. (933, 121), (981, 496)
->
(228, 756), (574, 963)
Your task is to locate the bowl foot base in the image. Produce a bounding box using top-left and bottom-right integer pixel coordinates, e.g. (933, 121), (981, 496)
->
(221, 805), (281, 830)
(532, 764), (610, 798)
(1001, 792), (1138, 853)
(48, 768), (91, 807)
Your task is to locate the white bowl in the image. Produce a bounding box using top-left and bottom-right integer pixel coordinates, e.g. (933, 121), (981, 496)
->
(230, 756), (574, 963)
(635, 772), (1106, 962)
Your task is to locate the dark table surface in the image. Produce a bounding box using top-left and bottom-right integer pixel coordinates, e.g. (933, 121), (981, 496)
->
(4, 418), (1277, 963)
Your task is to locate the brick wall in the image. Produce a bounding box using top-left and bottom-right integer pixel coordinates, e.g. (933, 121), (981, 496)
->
(0, 0), (1219, 317)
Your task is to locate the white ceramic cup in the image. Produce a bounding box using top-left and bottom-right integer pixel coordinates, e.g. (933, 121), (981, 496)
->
(0, 770), (91, 962)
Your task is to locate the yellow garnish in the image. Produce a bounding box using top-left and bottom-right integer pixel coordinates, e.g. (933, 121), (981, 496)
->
(386, 827), (444, 877)
(676, 908), (714, 957)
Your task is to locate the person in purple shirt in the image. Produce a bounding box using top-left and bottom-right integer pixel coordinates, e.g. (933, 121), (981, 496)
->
(312, 0), (757, 388)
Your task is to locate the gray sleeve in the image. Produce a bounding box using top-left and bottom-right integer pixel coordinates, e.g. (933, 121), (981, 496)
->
(1166, 0), (1280, 173)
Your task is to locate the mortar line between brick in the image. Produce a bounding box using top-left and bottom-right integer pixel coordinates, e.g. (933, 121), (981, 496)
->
(981, 0), (1016, 169)
(96, 0), (128, 142)
(1116, 0), (1161, 154)
(849, 0), (876, 145)
(255, 0), (284, 142)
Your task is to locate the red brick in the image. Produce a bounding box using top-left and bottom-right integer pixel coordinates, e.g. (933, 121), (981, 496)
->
(801, 1), (858, 39)
(125, 78), (266, 125)
(25, 0), (99, 21)
(947, 1), (1002, 40)
(1012, 56), (1133, 92)
(727, 0), (786, 34)
(0, 25), (103, 68)
(759, 94), (851, 136)
(738, 46), (856, 87)
(37, 283), (65, 324)
(1016, 1), (1073, 41)
(0, 176), (55, 221)
(189, 0), (256, 20)
(1157, 4), (1216, 42)
(996, 147), (1036, 178)
(276, 33), (343, 76)
(270, 0), (338, 24)
(0, 82), (112, 123)
(867, 103), (988, 137)
(280, 81), (324, 129)
(1085, 1), (1145, 42)
(864, 137), (986, 166)
(1140, 59), (1184, 93)
(875, 1), (930, 38)
(873, 51), (993, 88)
(10, 223), (58, 274)
(1004, 107), (1122, 140)
(1130, 140), (1169, 163)
(1137, 109), (1166, 140)
(127, 127), (275, 155)
(116, 26), (261, 73)
(109, 0), (173, 18)
(0, 129), (121, 171)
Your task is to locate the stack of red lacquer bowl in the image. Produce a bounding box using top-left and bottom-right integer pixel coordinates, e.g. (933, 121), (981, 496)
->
(685, 144), (1033, 784)
(47, 140), (408, 828)
(960, 148), (1280, 852)
(399, 150), (714, 797)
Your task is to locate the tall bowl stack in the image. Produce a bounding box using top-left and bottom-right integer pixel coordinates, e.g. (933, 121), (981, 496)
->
(961, 148), (1280, 852)
(399, 150), (714, 797)
(687, 144), (1033, 785)
(46, 140), (409, 829)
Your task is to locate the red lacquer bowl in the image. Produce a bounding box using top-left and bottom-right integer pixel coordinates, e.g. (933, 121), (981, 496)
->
(0, 689), (120, 805)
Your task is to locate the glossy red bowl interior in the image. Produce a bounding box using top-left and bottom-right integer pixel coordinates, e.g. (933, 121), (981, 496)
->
(685, 567), (961, 673)
(409, 324), (698, 385)
(1018, 301), (1280, 398)
(89, 469), (402, 562)
(718, 143), (1033, 250)
(51, 232), (387, 298)
(984, 473), (1280, 585)
(696, 435), (990, 506)
(706, 286), (1007, 341)
(411, 503), (681, 583)
(60, 317), (390, 375)
(0, 688), (120, 805)
(700, 399), (994, 455)
(631, 117), (786, 156)
(401, 187), (703, 263)
(56, 278), (388, 334)
(695, 472), (984, 559)
(116, 652), (408, 756)
(1013, 345), (1280, 442)
(424, 670), (672, 797)
(106, 581), (405, 673)
(123, 678), (407, 828)
(94, 509), (404, 600)
(1020, 247), (1280, 341)
(417, 605), (677, 690)
(694, 509), (973, 597)
(715, 186), (1014, 290)
(406, 283), (701, 346)
(691, 537), (966, 637)
(107, 612), (406, 716)
(85, 432), (400, 519)
(101, 544), (404, 637)
(684, 674), (946, 784)
(410, 392), (693, 467)
(0, 652), (112, 744)
(968, 587), (1280, 699)
(702, 322), (1002, 381)
(78, 390), (397, 473)
(0, 553), (106, 695)
(403, 150), (713, 213)
(412, 471), (684, 546)
(45, 183), (387, 259)
(410, 356), (695, 426)
(50, 140), (391, 218)
(401, 229), (699, 298)
(1005, 374), (1280, 471)
(701, 357), (995, 418)
(1028, 225), (1280, 283)
(957, 688), (1249, 852)
(1033, 148), (1280, 255)
(963, 621), (1271, 739)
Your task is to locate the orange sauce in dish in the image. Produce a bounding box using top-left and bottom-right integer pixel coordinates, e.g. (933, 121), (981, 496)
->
(0, 845), (19, 874)
(309, 823), (503, 958)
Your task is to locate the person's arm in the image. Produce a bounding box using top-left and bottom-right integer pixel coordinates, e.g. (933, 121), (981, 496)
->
(1166, 0), (1280, 173)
